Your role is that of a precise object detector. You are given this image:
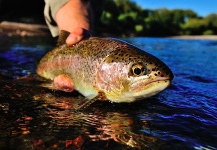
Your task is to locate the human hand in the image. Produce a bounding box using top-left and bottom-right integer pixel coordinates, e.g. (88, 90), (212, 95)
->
(55, 0), (93, 46)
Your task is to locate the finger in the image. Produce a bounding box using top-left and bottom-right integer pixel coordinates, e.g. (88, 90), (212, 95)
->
(66, 27), (92, 46)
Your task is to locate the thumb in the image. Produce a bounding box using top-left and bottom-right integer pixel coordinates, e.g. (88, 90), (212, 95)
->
(66, 27), (92, 46)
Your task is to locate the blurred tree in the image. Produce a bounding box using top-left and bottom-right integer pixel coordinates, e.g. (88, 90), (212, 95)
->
(145, 8), (175, 36)
(99, 0), (120, 35)
(204, 13), (217, 34)
(184, 9), (198, 20)
(143, 9), (185, 36)
(98, 0), (216, 37)
(99, 0), (144, 36)
(181, 18), (209, 35)
(203, 30), (214, 35)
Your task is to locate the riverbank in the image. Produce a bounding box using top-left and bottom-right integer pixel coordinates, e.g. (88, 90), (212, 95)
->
(1, 21), (217, 40)
(169, 35), (217, 40)
(0, 21), (49, 36)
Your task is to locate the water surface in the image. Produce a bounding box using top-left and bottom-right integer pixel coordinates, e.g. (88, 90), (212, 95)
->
(0, 36), (217, 150)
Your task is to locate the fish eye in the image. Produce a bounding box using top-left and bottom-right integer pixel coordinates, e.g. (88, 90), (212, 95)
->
(131, 63), (146, 76)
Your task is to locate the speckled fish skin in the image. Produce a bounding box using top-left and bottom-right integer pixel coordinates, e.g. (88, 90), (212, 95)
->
(37, 31), (174, 103)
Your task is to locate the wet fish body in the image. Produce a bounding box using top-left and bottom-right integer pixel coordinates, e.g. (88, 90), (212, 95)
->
(37, 31), (173, 103)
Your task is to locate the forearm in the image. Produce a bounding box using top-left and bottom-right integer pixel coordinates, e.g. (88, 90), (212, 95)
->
(44, 0), (92, 37)
(56, 0), (92, 32)
(44, 0), (69, 37)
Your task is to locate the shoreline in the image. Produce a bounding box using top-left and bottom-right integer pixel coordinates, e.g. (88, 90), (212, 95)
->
(1, 21), (217, 40)
(0, 21), (49, 36)
(168, 35), (217, 40)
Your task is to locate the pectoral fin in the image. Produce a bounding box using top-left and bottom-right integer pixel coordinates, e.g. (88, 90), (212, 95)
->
(74, 91), (107, 110)
(74, 97), (98, 110)
(53, 74), (74, 92)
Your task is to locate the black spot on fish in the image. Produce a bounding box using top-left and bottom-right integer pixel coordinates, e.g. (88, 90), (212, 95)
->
(119, 54), (124, 57)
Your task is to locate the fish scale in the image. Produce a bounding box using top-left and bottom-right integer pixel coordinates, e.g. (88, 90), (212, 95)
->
(37, 30), (174, 107)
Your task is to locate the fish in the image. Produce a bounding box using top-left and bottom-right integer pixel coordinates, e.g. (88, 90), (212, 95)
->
(37, 30), (174, 108)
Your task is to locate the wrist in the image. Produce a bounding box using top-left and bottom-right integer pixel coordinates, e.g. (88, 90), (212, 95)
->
(56, 0), (92, 32)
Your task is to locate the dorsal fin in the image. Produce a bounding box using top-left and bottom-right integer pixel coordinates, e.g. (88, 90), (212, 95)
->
(57, 30), (70, 46)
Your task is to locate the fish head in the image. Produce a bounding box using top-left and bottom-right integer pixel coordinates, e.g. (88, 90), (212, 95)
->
(96, 41), (174, 103)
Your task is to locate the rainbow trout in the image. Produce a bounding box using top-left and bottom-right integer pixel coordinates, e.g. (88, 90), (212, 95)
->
(37, 30), (173, 108)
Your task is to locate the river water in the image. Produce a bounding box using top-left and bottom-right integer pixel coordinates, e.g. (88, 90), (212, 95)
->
(0, 36), (217, 150)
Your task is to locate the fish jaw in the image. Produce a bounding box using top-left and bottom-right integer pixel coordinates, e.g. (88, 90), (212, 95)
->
(127, 75), (171, 100)
(103, 76), (171, 103)
(95, 61), (173, 103)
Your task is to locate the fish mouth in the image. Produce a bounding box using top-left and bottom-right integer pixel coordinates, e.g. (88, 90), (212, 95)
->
(132, 77), (172, 93)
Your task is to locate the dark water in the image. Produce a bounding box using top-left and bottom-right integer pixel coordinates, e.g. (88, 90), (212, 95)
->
(0, 36), (217, 150)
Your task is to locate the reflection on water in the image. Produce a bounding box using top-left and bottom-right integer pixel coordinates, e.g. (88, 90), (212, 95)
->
(0, 36), (217, 149)
(0, 75), (162, 149)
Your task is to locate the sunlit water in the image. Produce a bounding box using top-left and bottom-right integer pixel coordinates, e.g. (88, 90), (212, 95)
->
(0, 36), (217, 150)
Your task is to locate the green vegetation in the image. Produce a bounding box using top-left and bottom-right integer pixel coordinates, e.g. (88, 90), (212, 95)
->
(95, 0), (217, 37)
